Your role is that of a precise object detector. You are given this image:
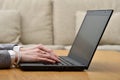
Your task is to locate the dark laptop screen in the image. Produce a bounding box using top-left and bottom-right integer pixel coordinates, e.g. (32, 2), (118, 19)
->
(68, 10), (113, 68)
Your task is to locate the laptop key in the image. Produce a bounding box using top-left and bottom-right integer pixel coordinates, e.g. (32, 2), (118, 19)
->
(60, 57), (75, 65)
(55, 62), (63, 66)
(59, 57), (73, 66)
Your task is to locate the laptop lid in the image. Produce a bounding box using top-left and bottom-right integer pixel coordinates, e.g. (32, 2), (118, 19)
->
(68, 10), (113, 69)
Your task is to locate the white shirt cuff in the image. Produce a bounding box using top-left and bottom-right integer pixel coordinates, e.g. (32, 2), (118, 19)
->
(13, 46), (22, 53)
(8, 46), (22, 66)
(8, 50), (16, 65)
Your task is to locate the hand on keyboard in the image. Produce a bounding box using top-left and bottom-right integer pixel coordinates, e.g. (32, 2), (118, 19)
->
(20, 44), (60, 63)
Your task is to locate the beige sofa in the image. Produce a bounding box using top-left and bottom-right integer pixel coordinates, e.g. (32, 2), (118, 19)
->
(0, 0), (119, 51)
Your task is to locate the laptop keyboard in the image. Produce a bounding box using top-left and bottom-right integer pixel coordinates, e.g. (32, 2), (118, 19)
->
(58, 57), (74, 66)
(42, 57), (74, 66)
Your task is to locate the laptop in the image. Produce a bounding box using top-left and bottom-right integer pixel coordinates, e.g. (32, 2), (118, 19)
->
(19, 10), (113, 71)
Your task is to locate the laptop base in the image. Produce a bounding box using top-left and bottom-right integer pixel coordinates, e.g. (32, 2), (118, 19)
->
(19, 63), (85, 71)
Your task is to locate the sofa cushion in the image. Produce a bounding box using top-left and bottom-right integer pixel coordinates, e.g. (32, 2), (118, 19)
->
(101, 12), (120, 45)
(0, 10), (20, 43)
(76, 11), (120, 45)
(97, 45), (120, 51)
(53, 0), (120, 45)
(0, 0), (53, 45)
(53, 0), (77, 45)
(20, 0), (53, 45)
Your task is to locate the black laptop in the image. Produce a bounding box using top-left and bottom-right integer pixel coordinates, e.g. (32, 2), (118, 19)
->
(19, 10), (113, 71)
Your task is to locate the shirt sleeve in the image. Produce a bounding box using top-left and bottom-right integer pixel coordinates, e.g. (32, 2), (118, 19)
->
(0, 50), (11, 69)
(0, 44), (17, 50)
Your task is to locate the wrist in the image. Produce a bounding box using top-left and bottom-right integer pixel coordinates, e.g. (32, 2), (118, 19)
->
(14, 51), (21, 65)
(13, 46), (22, 65)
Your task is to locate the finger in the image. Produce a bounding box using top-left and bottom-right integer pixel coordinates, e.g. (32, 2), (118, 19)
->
(33, 52), (57, 62)
(50, 51), (59, 58)
(37, 52), (60, 62)
(45, 53), (60, 62)
(38, 57), (56, 63)
(46, 51), (60, 62)
(52, 56), (60, 62)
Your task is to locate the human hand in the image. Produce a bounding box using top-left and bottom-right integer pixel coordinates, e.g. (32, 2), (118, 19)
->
(19, 44), (60, 63)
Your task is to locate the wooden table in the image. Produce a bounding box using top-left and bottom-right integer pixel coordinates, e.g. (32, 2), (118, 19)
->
(0, 50), (120, 80)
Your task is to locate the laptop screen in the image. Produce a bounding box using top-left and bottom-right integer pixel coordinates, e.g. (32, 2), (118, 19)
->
(68, 10), (113, 68)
